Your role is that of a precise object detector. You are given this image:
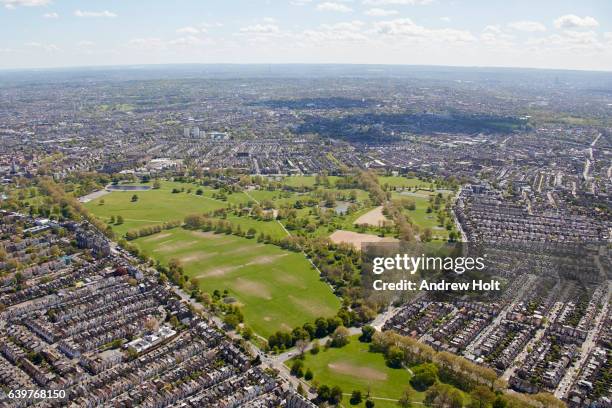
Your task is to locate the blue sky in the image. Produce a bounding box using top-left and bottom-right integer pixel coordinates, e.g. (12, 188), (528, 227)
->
(1, 0), (611, 70)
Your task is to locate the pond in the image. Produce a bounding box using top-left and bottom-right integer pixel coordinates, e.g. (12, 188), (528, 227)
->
(106, 184), (152, 191)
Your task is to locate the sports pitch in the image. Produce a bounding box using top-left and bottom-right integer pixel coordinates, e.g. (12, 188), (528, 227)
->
(135, 228), (340, 337)
(290, 335), (423, 408)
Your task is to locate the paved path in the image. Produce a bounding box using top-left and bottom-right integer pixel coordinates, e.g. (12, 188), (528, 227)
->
(78, 189), (110, 203)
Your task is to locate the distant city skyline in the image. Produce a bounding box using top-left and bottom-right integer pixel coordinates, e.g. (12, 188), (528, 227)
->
(1, 0), (611, 71)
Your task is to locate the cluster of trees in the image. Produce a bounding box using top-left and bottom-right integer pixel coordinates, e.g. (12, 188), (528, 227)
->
(125, 220), (181, 240)
(267, 316), (348, 352)
(289, 359), (313, 380)
(38, 178), (115, 239)
(222, 305), (244, 329)
(109, 215), (124, 225)
(371, 331), (564, 408)
(357, 171), (388, 205)
(184, 214), (257, 238)
(316, 384), (343, 406)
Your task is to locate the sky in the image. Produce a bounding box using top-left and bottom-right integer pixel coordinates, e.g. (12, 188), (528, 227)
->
(0, 0), (611, 71)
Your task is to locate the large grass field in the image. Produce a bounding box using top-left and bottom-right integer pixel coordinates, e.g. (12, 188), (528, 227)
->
(378, 176), (432, 189)
(85, 181), (226, 236)
(392, 191), (452, 241)
(85, 181), (341, 338)
(134, 228), (340, 337)
(290, 335), (423, 408)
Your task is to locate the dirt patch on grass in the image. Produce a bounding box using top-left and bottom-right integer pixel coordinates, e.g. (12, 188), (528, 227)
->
(179, 252), (216, 264)
(223, 244), (265, 256)
(353, 206), (391, 227)
(155, 240), (198, 253)
(234, 278), (272, 300)
(196, 265), (241, 278)
(143, 232), (172, 242)
(276, 273), (304, 287)
(246, 253), (288, 266)
(328, 362), (388, 381)
(329, 230), (398, 249)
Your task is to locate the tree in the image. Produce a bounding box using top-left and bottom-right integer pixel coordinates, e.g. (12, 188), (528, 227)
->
(116, 215), (124, 225)
(350, 390), (363, 405)
(290, 359), (304, 377)
(153, 179), (161, 189)
(223, 313), (240, 329)
(330, 385), (343, 405)
(422, 228), (433, 242)
(331, 326), (350, 348)
(359, 325), (375, 343)
(168, 315), (180, 329)
(365, 399), (375, 408)
(492, 397), (508, 408)
(314, 317), (329, 338)
(305, 368), (313, 380)
(469, 386), (495, 408)
(242, 326), (253, 340)
(99, 198), (105, 205)
(296, 339), (308, 357)
(144, 317), (159, 332)
(386, 345), (405, 368)
(310, 340), (320, 355)
(410, 363), (438, 391)
(317, 384), (330, 401)
(397, 387), (413, 407)
(131, 194), (138, 202)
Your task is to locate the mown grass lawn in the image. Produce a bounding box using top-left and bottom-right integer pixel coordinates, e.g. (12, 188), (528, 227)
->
(378, 176), (431, 189)
(289, 335), (423, 408)
(85, 181), (226, 236)
(134, 228), (340, 338)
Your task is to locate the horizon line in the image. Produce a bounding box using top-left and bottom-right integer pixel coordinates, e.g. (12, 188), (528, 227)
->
(1, 62), (611, 75)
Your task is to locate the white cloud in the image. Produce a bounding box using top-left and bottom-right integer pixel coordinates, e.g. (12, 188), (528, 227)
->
(373, 18), (476, 42)
(525, 30), (605, 54)
(25, 42), (60, 52)
(299, 21), (368, 43)
(77, 40), (95, 47)
(176, 26), (202, 35)
(316, 2), (353, 12)
(239, 24), (280, 34)
(127, 36), (210, 51)
(483, 25), (502, 34)
(480, 25), (515, 48)
(167, 36), (207, 47)
(42, 12), (59, 19)
(362, 0), (432, 5)
(508, 20), (546, 32)
(554, 14), (599, 30)
(365, 8), (398, 16)
(2, 0), (50, 8)
(74, 10), (117, 18)
(440, 17), (451, 22)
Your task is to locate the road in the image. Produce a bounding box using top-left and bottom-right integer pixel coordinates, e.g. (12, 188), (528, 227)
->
(554, 281), (611, 399)
(501, 301), (563, 381)
(465, 274), (535, 358)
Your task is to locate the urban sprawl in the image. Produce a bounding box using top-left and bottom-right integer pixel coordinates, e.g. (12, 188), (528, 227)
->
(0, 65), (610, 408)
